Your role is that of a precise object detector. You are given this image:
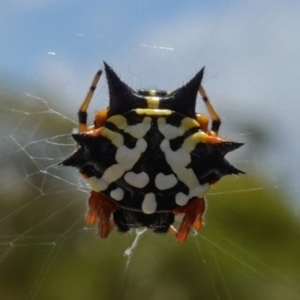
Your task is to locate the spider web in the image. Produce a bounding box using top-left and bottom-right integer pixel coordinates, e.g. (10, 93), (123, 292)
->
(1, 1), (300, 299)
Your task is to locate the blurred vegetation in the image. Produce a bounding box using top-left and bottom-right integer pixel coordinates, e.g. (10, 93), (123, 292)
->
(0, 90), (299, 300)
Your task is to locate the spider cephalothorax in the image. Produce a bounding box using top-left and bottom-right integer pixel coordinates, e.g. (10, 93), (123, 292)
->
(60, 62), (244, 241)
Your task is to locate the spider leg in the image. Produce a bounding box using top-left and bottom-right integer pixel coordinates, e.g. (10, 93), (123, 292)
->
(94, 109), (109, 128)
(196, 113), (209, 133)
(198, 85), (221, 135)
(78, 70), (102, 133)
(86, 191), (118, 239)
(172, 198), (206, 242)
(168, 225), (178, 237)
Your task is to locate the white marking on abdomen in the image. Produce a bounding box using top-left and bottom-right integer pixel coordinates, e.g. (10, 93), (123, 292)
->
(124, 171), (149, 188)
(142, 193), (157, 214)
(115, 139), (147, 168)
(189, 184), (210, 198)
(175, 192), (189, 206)
(157, 117), (184, 139)
(110, 188), (124, 201)
(88, 139), (147, 192)
(160, 139), (191, 167)
(159, 138), (210, 205)
(124, 117), (151, 138)
(160, 139), (198, 189)
(175, 184), (210, 207)
(102, 164), (126, 184)
(155, 173), (178, 190)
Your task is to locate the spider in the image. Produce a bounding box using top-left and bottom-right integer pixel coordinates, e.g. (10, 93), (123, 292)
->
(60, 62), (244, 242)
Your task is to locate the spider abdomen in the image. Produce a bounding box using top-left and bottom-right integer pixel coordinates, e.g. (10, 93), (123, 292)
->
(69, 109), (241, 215)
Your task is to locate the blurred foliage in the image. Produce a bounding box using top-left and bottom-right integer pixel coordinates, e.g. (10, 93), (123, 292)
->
(1, 91), (299, 300)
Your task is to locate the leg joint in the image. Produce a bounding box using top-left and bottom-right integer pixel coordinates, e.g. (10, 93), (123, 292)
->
(78, 111), (87, 125)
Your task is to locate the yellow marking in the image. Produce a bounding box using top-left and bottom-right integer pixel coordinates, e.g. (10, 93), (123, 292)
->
(136, 108), (172, 116)
(149, 90), (157, 96)
(157, 117), (202, 140)
(100, 127), (124, 147)
(146, 96), (160, 108)
(180, 117), (200, 131)
(182, 132), (209, 153)
(88, 177), (108, 192)
(107, 115), (127, 130)
(182, 131), (224, 153)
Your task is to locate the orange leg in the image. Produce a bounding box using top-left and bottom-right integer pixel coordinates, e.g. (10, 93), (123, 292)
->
(94, 109), (109, 128)
(172, 198), (206, 242)
(77, 71), (109, 132)
(198, 85), (221, 135)
(86, 191), (118, 239)
(78, 70), (102, 133)
(196, 113), (209, 133)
